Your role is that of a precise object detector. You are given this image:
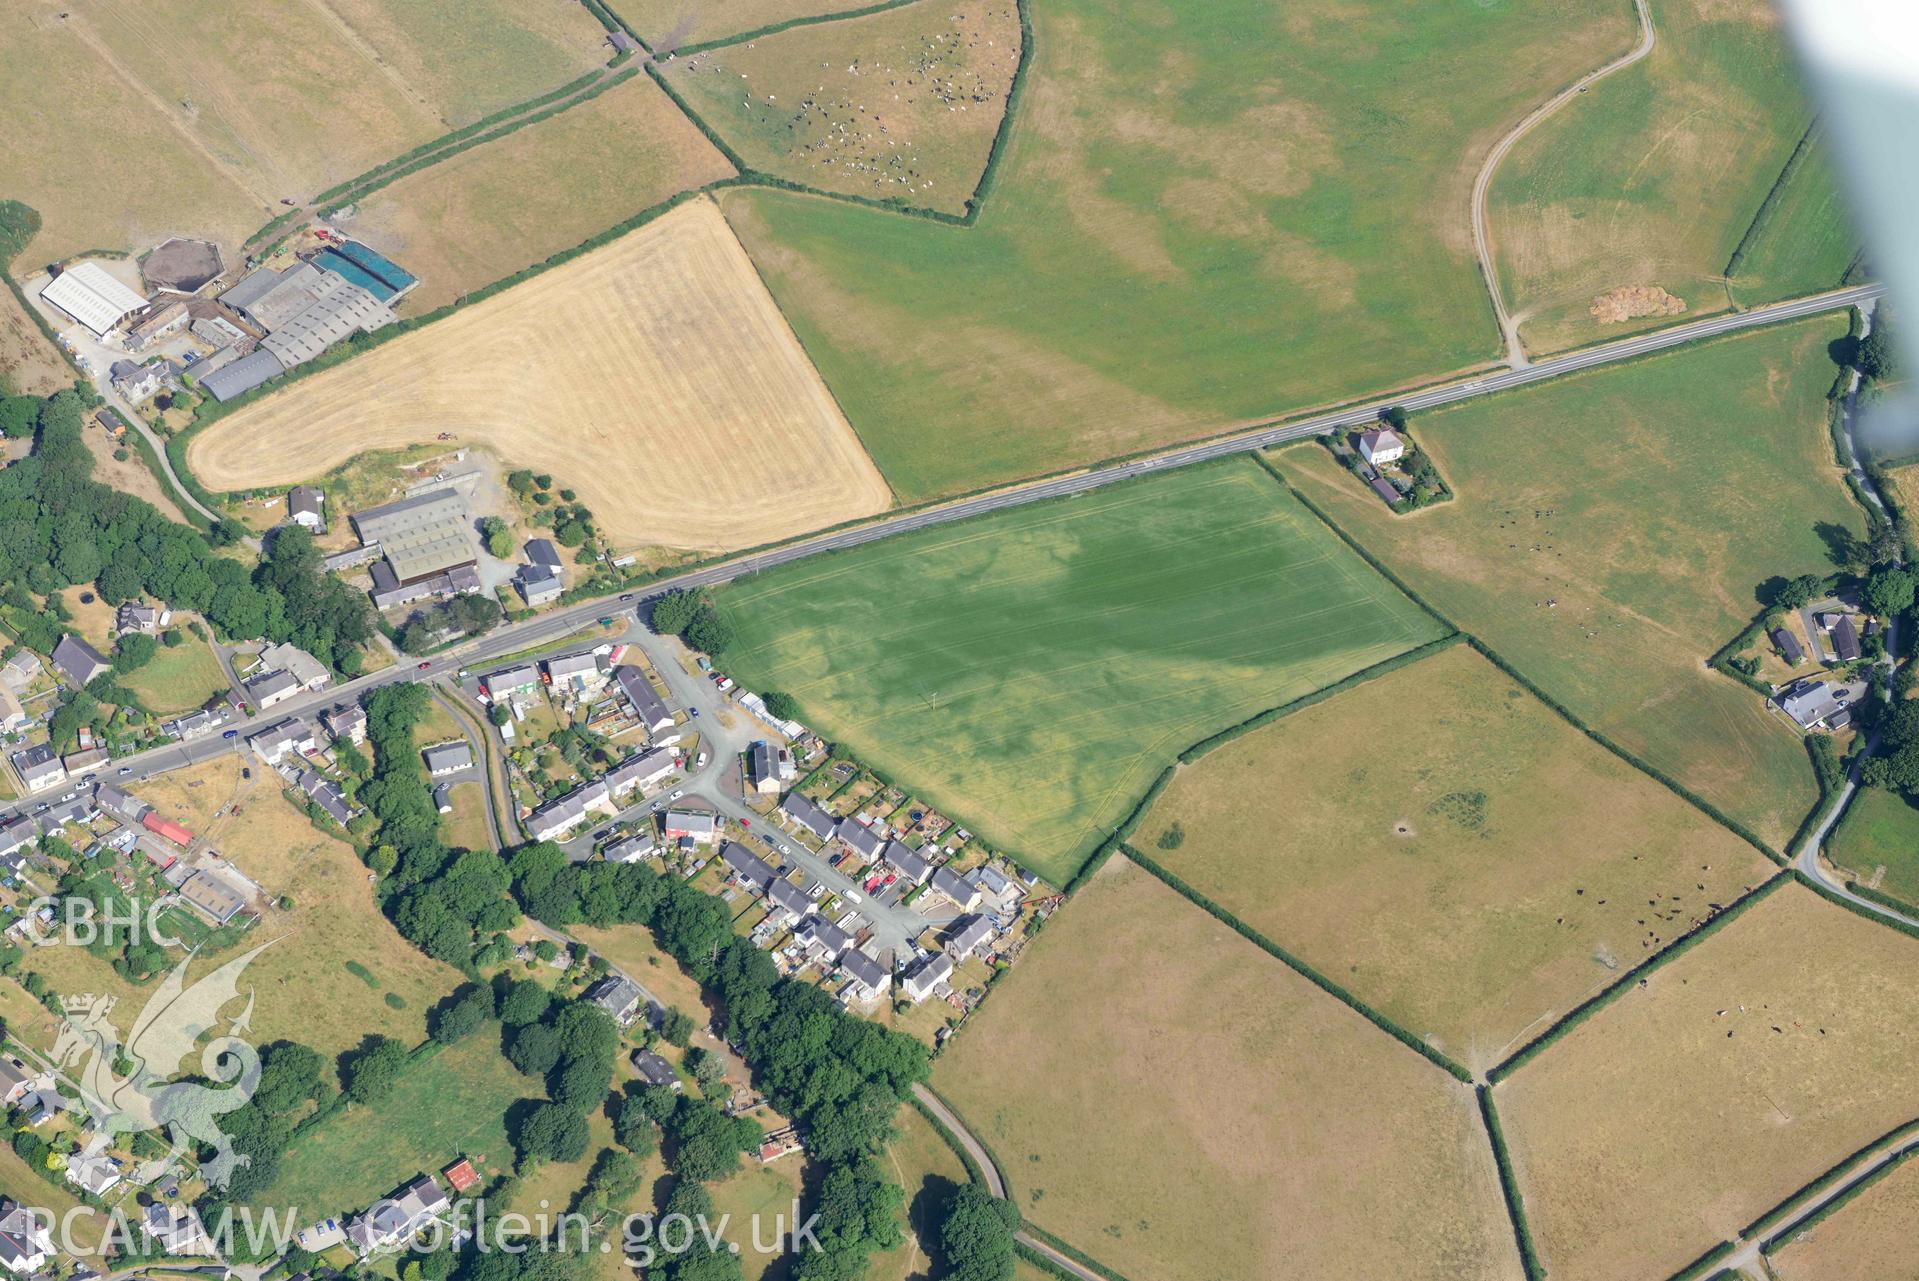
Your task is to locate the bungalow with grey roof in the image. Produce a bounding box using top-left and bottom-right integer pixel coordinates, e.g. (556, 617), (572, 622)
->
(249, 718), (317, 764)
(836, 819), (885, 863)
(526, 779), (613, 842)
(946, 914), (997, 960)
(721, 842), (777, 891)
(297, 769), (355, 826)
(795, 917), (853, 962)
(517, 565), (562, 608)
(483, 665), (540, 701)
(584, 975), (648, 1026)
(900, 952), (954, 1004)
(604, 747), (675, 799)
(883, 842), (933, 886)
(51, 635), (111, 687)
(0, 818), (37, 860)
(632, 1050), (681, 1091)
(114, 601), (164, 634)
(838, 948), (891, 1004)
(605, 831), (656, 863)
(162, 706), (229, 741)
(544, 651), (605, 696)
(422, 742), (473, 776)
(0, 1198), (55, 1272)
(779, 792), (836, 842)
(928, 865), (982, 911)
(765, 877), (814, 927)
(616, 667), (675, 733)
(245, 668), (302, 710)
(323, 702), (367, 744)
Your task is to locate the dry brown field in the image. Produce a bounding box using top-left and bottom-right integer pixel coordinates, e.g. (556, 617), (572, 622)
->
(1137, 645), (1774, 1071)
(2, 0), (612, 264)
(1770, 1151), (1919, 1281)
(934, 858), (1522, 1281)
(347, 73), (734, 311)
(665, 0), (1019, 215)
(1493, 885), (1919, 1281)
(0, 287), (69, 395)
(188, 198), (891, 552)
(619, 0), (870, 48)
(80, 426), (189, 525)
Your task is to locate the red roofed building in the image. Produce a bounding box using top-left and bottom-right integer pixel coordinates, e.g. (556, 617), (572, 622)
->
(142, 812), (194, 848)
(441, 1158), (479, 1193)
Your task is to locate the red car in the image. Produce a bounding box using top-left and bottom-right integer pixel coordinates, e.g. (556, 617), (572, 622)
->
(740, 817), (751, 827)
(417, 662), (430, 670)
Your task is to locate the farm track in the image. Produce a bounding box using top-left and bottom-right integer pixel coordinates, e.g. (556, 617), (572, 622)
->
(1470, 0), (1657, 369)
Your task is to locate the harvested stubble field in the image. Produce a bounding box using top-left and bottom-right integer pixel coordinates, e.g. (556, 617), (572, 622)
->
(345, 73), (734, 311)
(710, 458), (1447, 883)
(719, 0), (1625, 502)
(1279, 315), (1863, 849)
(1137, 645), (1773, 1070)
(1769, 1149), (1919, 1281)
(665, 0), (1020, 215)
(936, 858), (1522, 1281)
(1827, 785), (1919, 909)
(188, 198), (891, 552)
(2, 0), (608, 264)
(1493, 885), (1919, 1281)
(1488, 0), (1852, 354)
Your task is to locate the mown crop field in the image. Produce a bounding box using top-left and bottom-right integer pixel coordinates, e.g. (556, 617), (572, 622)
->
(1827, 785), (1919, 909)
(248, 1033), (522, 1218)
(1137, 645), (1774, 1071)
(665, 0), (1019, 216)
(346, 73), (734, 310)
(1769, 1148), (1919, 1281)
(719, 0), (1625, 502)
(1279, 315), (1862, 849)
(711, 458), (1446, 882)
(0, 0), (609, 264)
(1488, 0), (1852, 354)
(936, 859), (1522, 1281)
(188, 198), (891, 553)
(1493, 886), (1919, 1281)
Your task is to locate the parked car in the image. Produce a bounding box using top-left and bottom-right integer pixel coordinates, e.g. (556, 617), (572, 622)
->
(222, 730), (238, 740)
(241, 768), (251, 780)
(668, 789), (683, 800)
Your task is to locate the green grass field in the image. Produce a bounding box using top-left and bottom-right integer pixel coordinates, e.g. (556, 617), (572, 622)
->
(248, 1034), (522, 1218)
(1279, 314), (1863, 849)
(1488, 0), (1853, 354)
(710, 459), (1446, 881)
(120, 638), (230, 715)
(1137, 645), (1775, 1071)
(719, 0), (1623, 502)
(664, 0), (1019, 216)
(1828, 785), (1919, 907)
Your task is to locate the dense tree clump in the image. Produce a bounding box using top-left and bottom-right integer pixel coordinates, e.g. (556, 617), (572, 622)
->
(650, 590), (734, 655)
(938, 1183), (1020, 1281)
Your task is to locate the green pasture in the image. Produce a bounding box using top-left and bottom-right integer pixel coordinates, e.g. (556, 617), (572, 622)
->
(719, 0), (1623, 502)
(1279, 314), (1864, 849)
(710, 458), (1445, 882)
(1829, 786), (1919, 908)
(121, 638), (230, 715)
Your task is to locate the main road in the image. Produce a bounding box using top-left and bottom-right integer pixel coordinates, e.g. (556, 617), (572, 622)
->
(3, 283), (1882, 815)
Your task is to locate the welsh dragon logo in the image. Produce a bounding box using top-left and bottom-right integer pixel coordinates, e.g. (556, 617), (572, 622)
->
(49, 943), (272, 1189)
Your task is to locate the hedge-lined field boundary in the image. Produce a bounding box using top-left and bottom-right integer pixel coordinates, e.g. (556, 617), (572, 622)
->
(1793, 867), (1919, 940)
(1742, 1115), (1919, 1242)
(1123, 846), (1472, 1082)
(1760, 1134), (1919, 1255)
(1477, 1086), (1544, 1281)
(1840, 878), (1919, 921)
(315, 67), (644, 217)
(1174, 633), (1464, 765)
(1487, 873), (1791, 1083)
(907, 1092), (987, 1188)
(1016, 1223), (1134, 1281)
(1662, 1239), (1737, 1281)
(1725, 119), (1825, 280)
